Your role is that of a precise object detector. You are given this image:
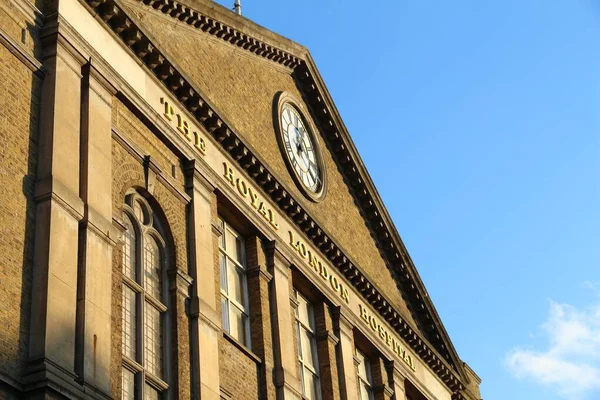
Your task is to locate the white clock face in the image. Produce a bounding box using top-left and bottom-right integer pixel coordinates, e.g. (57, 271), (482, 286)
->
(280, 103), (322, 193)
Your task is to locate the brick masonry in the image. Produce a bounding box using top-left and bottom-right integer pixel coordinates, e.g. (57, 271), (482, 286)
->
(0, 28), (40, 389)
(0, 0), (482, 399)
(111, 96), (192, 399)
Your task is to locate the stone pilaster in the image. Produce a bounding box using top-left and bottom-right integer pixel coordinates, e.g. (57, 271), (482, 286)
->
(25, 20), (86, 396)
(372, 356), (393, 400)
(74, 60), (118, 397)
(386, 361), (407, 400)
(245, 236), (276, 400)
(169, 268), (194, 400)
(314, 302), (341, 400)
(184, 160), (221, 400)
(332, 307), (359, 400)
(265, 242), (302, 400)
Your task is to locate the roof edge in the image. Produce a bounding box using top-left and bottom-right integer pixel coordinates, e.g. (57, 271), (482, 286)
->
(173, 0), (306, 54)
(296, 53), (467, 380)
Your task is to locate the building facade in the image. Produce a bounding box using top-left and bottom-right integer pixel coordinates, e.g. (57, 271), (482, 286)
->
(0, 0), (482, 399)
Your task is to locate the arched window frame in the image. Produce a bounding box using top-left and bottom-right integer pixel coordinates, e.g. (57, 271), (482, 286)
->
(121, 191), (171, 400)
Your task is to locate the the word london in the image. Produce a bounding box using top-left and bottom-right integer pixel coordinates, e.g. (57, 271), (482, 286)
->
(288, 230), (350, 304)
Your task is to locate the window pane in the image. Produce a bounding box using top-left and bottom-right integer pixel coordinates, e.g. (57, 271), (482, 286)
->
(235, 236), (244, 265)
(218, 218), (225, 249)
(144, 237), (161, 300)
(359, 381), (371, 400)
(225, 228), (243, 264)
(356, 351), (369, 381)
(303, 368), (319, 400)
(229, 305), (247, 344)
(219, 253), (227, 291)
(144, 384), (160, 400)
(227, 264), (245, 305)
(221, 296), (229, 332)
(144, 303), (162, 378)
(122, 216), (136, 280)
(121, 368), (135, 400)
(296, 322), (303, 356)
(300, 328), (317, 369)
(134, 201), (146, 225)
(122, 286), (136, 359)
(296, 294), (312, 329)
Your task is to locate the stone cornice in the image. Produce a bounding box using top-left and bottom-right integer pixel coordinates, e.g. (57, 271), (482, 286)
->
(133, 0), (301, 68)
(78, 0), (468, 395)
(296, 55), (466, 375)
(0, 26), (44, 78)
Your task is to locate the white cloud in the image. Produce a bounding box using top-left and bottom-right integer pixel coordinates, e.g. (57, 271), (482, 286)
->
(506, 299), (600, 400)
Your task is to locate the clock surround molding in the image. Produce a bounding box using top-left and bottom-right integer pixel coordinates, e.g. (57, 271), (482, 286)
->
(273, 91), (328, 203)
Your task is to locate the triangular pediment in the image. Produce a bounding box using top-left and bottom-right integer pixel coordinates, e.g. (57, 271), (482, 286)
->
(119, 0), (424, 335)
(84, 0), (469, 395)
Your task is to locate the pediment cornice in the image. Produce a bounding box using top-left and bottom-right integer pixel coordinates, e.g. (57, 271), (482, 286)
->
(77, 0), (470, 396)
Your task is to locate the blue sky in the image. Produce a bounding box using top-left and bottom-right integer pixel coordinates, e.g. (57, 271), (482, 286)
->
(215, 1), (600, 399)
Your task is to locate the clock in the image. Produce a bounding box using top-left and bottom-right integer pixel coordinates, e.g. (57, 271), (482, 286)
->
(274, 92), (326, 202)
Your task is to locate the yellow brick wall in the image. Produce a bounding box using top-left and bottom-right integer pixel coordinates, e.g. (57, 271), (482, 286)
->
(0, 41), (40, 382)
(111, 97), (191, 398)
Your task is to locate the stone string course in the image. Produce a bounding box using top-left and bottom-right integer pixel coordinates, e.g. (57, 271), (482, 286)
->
(83, 0), (467, 396)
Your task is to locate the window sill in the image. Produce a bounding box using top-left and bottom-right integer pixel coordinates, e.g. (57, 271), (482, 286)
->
(222, 331), (262, 365)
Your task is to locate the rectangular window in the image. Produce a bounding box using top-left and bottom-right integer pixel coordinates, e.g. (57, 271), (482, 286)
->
(356, 350), (374, 400)
(295, 291), (321, 400)
(219, 218), (250, 346)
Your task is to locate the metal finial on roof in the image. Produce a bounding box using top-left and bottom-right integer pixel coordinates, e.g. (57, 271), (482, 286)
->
(233, 0), (241, 15)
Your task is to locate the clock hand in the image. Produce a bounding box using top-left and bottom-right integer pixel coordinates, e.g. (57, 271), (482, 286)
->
(294, 129), (303, 154)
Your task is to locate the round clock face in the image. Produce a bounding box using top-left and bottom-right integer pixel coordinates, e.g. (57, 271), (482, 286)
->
(280, 103), (322, 194)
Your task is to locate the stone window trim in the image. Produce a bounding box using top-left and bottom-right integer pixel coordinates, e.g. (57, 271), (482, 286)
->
(121, 192), (171, 399)
(404, 378), (430, 400)
(220, 385), (234, 400)
(218, 217), (252, 347)
(294, 290), (322, 400)
(222, 330), (262, 365)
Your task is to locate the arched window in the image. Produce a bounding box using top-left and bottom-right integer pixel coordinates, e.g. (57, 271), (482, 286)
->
(121, 193), (169, 399)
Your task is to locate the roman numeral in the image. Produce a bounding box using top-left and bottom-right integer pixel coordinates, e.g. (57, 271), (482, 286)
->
(285, 141), (293, 152)
(306, 173), (314, 187)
